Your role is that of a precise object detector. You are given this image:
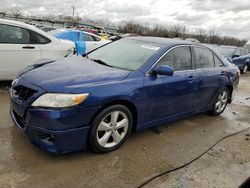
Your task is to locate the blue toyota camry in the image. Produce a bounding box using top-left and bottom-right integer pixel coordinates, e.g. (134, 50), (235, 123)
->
(10, 37), (240, 154)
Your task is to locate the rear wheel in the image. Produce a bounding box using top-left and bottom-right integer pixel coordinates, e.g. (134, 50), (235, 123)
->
(89, 105), (133, 153)
(209, 88), (229, 116)
(241, 65), (248, 74)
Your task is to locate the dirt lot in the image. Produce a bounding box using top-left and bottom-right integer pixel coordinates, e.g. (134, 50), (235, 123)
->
(0, 74), (249, 188)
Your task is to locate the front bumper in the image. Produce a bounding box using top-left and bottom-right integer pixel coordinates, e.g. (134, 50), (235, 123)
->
(10, 99), (99, 154)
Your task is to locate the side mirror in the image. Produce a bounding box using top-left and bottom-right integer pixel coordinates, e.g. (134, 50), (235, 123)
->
(232, 54), (239, 58)
(151, 65), (174, 76)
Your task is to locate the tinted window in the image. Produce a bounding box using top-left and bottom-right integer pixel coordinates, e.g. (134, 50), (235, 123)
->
(214, 46), (236, 56)
(214, 55), (224, 67)
(84, 33), (95, 41)
(158, 46), (192, 71)
(234, 48), (241, 56)
(0, 24), (30, 44)
(29, 30), (51, 44)
(194, 47), (214, 68)
(240, 48), (246, 56)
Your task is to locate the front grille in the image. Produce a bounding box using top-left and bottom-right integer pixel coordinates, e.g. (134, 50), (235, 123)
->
(12, 85), (37, 102)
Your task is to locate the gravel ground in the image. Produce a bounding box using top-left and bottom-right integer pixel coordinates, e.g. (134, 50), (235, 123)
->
(0, 74), (249, 188)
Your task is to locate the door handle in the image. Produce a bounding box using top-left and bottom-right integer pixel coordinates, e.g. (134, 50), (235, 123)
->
(22, 46), (35, 49)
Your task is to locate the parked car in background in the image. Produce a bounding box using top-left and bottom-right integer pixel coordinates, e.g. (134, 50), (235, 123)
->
(40, 27), (56, 32)
(53, 30), (110, 55)
(10, 37), (239, 154)
(202, 43), (218, 48)
(0, 19), (75, 80)
(109, 35), (122, 41)
(214, 45), (250, 74)
(185, 38), (200, 43)
(243, 40), (250, 53)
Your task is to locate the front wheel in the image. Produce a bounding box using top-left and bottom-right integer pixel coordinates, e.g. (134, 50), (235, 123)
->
(209, 88), (229, 116)
(89, 105), (133, 153)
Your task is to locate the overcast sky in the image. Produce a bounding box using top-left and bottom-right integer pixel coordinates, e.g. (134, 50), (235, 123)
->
(2, 0), (250, 39)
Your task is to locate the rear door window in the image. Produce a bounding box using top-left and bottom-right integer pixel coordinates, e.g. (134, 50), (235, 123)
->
(158, 46), (192, 71)
(194, 47), (214, 69)
(0, 24), (30, 44)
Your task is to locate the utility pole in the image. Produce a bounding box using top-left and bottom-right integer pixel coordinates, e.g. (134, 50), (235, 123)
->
(72, 6), (75, 18)
(77, 12), (79, 27)
(72, 5), (75, 26)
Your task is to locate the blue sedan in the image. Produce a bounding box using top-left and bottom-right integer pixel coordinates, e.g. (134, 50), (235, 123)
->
(214, 45), (250, 74)
(10, 37), (240, 153)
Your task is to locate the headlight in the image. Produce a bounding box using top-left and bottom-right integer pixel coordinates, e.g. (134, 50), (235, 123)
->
(32, 93), (89, 108)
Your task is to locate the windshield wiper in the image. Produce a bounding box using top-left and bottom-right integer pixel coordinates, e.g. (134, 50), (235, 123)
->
(90, 58), (113, 68)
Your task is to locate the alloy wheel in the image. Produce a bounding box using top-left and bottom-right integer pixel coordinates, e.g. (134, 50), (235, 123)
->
(243, 65), (248, 73)
(96, 111), (129, 148)
(215, 90), (228, 113)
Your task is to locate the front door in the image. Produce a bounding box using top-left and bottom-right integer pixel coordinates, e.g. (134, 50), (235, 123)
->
(143, 46), (195, 123)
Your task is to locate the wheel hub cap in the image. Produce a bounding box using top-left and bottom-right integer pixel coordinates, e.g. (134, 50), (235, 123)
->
(97, 111), (129, 148)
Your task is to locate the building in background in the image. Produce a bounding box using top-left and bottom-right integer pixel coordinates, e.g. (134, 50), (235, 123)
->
(0, 13), (117, 35)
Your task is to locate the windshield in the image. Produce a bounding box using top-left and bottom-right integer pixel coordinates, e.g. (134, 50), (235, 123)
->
(243, 44), (250, 52)
(214, 46), (236, 57)
(87, 38), (161, 71)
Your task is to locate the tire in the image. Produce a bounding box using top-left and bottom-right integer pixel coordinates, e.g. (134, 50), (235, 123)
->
(89, 105), (133, 153)
(241, 65), (248, 74)
(208, 88), (229, 116)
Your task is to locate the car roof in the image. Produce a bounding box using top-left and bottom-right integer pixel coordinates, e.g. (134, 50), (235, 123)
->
(215, 45), (237, 49)
(0, 18), (34, 29)
(127, 36), (205, 48)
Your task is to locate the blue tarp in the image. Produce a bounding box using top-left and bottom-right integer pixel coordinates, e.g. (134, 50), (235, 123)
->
(53, 30), (86, 55)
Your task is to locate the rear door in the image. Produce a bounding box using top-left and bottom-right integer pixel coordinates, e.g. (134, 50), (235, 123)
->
(192, 46), (225, 110)
(0, 24), (42, 80)
(143, 46), (195, 122)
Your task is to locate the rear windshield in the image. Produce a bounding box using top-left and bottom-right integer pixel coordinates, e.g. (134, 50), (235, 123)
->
(214, 46), (236, 57)
(88, 38), (161, 71)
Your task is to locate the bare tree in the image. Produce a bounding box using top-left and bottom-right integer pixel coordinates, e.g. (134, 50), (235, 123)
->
(118, 21), (246, 47)
(9, 7), (22, 20)
(0, 10), (7, 18)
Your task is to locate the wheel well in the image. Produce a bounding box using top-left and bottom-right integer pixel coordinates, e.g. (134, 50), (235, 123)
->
(91, 100), (138, 131)
(225, 84), (233, 103)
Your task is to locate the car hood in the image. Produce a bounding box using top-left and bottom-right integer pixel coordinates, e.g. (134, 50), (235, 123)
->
(20, 56), (130, 93)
